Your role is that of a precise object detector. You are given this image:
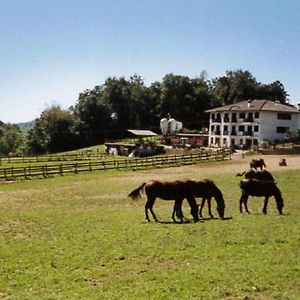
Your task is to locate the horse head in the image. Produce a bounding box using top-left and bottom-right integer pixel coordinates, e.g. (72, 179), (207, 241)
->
(211, 183), (225, 218)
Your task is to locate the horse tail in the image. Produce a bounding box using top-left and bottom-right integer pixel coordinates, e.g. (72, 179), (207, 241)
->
(236, 170), (246, 177)
(127, 182), (146, 200)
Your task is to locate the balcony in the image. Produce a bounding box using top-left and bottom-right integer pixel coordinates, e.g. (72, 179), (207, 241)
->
(212, 118), (221, 123)
(243, 131), (253, 136)
(213, 131), (221, 135)
(243, 117), (254, 123)
(223, 131), (229, 135)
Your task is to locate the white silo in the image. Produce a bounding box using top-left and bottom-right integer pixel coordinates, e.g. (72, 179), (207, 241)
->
(168, 118), (177, 134)
(176, 121), (183, 132)
(160, 118), (169, 135)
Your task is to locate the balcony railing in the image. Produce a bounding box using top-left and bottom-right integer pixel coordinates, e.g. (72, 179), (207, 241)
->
(213, 131), (221, 135)
(231, 118), (237, 123)
(231, 131), (237, 136)
(212, 118), (221, 123)
(223, 117), (230, 122)
(243, 131), (253, 136)
(243, 117), (254, 123)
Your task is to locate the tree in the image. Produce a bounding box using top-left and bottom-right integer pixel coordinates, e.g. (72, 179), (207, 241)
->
(27, 105), (76, 154)
(0, 123), (25, 156)
(212, 69), (289, 105)
(212, 70), (258, 105)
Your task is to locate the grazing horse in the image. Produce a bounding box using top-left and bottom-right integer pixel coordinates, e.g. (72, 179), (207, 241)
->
(174, 179), (226, 220)
(236, 169), (275, 182)
(128, 180), (199, 222)
(239, 179), (284, 215)
(249, 158), (266, 170)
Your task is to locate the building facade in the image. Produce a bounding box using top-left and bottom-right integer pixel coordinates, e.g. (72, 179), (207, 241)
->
(206, 100), (300, 148)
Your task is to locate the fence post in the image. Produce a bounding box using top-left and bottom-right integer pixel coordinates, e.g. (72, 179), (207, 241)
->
(59, 164), (63, 176)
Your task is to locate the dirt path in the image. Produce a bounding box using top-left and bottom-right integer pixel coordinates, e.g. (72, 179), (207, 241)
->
(127, 153), (300, 182)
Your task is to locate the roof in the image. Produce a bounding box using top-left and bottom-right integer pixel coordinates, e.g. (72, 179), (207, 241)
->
(205, 100), (300, 114)
(127, 129), (157, 136)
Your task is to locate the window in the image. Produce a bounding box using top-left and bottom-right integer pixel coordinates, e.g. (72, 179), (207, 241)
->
(253, 139), (258, 146)
(239, 139), (243, 145)
(277, 113), (291, 120)
(211, 114), (215, 120)
(211, 125), (215, 131)
(254, 125), (259, 132)
(239, 112), (245, 119)
(254, 112), (260, 118)
(276, 127), (289, 134)
(238, 125), (244, 132)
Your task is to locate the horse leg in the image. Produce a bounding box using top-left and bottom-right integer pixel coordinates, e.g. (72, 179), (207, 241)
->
(239, 193), (245, 213)
(186, 196), (199, 222)
(239, 193), (249, 213)
(145, 197), (157, 222)
(199, 198), (206, 218)
(172, 199), (184, 223)
(262, 196), (269, 214)
(207, 197), (214, 218)
(244, 195), (250, 214)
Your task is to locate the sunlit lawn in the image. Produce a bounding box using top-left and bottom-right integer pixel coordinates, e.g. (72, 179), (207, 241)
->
(0, 165), (299, 299)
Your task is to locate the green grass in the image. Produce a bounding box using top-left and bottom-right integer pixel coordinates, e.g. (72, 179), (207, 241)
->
(0, 166), (299, 299)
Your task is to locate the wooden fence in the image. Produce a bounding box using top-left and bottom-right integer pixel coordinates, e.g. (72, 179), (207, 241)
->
(0, 149), (231, 182)
(0, 151), (108, 165)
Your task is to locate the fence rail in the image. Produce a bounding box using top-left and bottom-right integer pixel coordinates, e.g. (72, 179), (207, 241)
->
(0, 151), (108, 165)
(0, 149), (231, 182)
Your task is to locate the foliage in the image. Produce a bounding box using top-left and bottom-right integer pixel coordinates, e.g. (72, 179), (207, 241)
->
(27, 105), (76, 154)
(0, 123), (26, 156)
(212, 69), (288, 105)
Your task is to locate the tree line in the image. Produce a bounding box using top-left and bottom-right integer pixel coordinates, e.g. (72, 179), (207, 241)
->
(0, 69), (290, 155)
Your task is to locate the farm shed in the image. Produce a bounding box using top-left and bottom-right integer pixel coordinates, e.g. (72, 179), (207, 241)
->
(171, 133), (209, 148)
(105, 129), (165, 157)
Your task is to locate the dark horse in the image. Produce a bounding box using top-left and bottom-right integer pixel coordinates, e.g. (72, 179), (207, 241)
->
(175, 179), (226, 220)
(128, 180), (199, 222)
(249, 158), (266, 170)
(239, 179), (284, 215)
(236, 169), (275, 182)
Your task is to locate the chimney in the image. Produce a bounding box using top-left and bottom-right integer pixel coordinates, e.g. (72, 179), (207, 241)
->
(247, 99), (252, 108)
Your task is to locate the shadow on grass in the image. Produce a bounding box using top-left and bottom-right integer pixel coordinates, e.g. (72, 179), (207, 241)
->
(200, 216), (233, 221)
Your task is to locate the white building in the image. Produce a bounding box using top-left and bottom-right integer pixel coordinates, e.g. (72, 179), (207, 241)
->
(206, 100), (300, 148)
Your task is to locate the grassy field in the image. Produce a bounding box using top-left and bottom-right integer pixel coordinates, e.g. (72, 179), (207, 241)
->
(0, 157), (299, 299)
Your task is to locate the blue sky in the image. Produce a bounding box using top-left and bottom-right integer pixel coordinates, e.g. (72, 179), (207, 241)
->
(1, 0), (300, 123)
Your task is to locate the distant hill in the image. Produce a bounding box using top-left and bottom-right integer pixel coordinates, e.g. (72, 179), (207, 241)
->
(16, 120), (36, 130)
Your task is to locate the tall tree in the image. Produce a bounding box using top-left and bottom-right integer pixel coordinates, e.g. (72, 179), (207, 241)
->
(212, 69), (289, 105)
(0, 123), (25, 156)
(212, 70), (258, 105)
(27, 105), (76, 154)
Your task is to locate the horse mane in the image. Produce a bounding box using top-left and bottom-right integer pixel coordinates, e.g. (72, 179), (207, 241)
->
(128, 182), (146, 200)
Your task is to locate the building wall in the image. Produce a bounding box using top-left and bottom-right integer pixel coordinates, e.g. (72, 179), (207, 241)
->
(208, 110), (300, 148)
(259, 111), (299, 142)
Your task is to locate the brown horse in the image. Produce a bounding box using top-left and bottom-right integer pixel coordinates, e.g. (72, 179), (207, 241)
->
(239, 179), (284, 215)
(174, 180), (226, 220)
(128, 180), (199, 222)
(128, 179), (225, 222)
(236, 169), (275, 182)
(249, 158), (266, 170)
